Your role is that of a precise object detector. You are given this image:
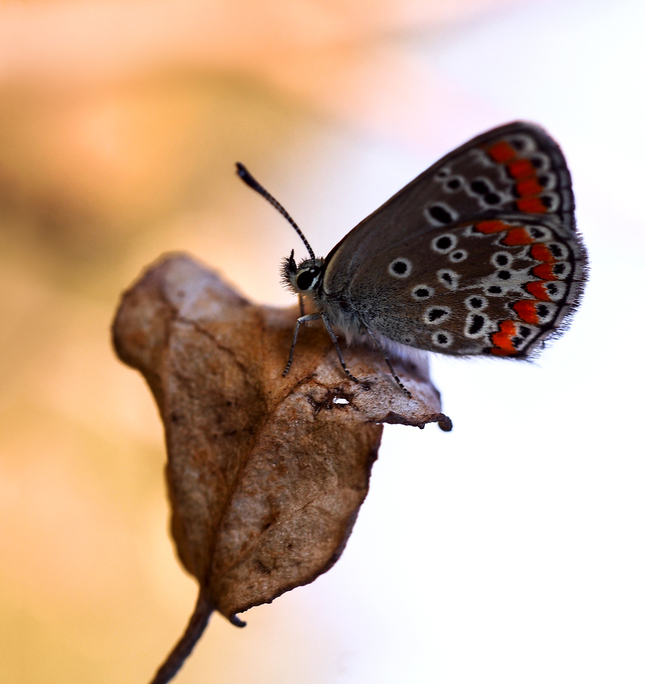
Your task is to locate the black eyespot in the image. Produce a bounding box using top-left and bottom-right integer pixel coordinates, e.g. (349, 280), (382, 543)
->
(436, 236), (452, 250)
(484, 192), (501, 205)
(510, 137), (526, 151)
(550, 244), (564, 258)
(538, 175), (550, 187)
(537, 305), (549, 317)
(531, 156), (545, 169)
(494, 254), (509, 266)
(441, 272), (453, 285)
(436, 334), (448, 345)
(429, 205), (454, 224)
(468, 315), (485, 335)
(413, 287), (431, 298)
(389, 258), (413, 278)
(449, 250), (467, 262)
(547, 283), (559, 293)
(553, 263), (566, 274)
(497, 270), (511, 280)
(518, 326), (532, 338)
(541, 195), (553, 209)
(427, 308), (448, 322)
(470, 180), (489, 195)
(447, 177), (462, 190)
(469, 297), (483, 308)
(530, 227), (546, 239)
(392, 260), (408, 274)
(487, 285), (503, 294)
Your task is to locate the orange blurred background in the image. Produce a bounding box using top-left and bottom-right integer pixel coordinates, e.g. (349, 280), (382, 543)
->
(2, 1), (644, 683)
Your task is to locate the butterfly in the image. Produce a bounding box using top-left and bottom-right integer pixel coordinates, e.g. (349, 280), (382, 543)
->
(237, 122), (588, 394)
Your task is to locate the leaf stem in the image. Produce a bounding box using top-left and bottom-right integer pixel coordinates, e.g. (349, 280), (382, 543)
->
(149, 589), (215, 684)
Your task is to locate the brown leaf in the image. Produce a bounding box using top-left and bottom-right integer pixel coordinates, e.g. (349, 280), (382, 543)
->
(112, 254), (450, 683)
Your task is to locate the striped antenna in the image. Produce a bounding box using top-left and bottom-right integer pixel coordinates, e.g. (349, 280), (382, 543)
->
(236, 163), (316, 260)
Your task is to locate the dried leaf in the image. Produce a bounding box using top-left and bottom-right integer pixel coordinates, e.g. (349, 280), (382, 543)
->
(112, 254), (450, 683)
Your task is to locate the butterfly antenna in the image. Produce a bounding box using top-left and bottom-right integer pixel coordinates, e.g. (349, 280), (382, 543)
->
(236, 163), (316, 260)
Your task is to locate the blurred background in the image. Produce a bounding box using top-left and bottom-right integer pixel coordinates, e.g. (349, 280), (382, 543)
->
(1, 0), (644, 682)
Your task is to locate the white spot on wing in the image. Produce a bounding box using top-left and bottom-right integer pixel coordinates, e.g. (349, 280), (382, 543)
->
(423, 306), (451, 325)
(411, 284), (434, 300)
(437, 269), (459, 290)
(431, 330), (453, 347)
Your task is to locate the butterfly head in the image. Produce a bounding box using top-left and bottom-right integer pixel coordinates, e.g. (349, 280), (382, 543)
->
(281, 249), (324, 296)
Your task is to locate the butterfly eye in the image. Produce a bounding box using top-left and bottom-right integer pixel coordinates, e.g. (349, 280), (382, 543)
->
(296, 267), (320, 291)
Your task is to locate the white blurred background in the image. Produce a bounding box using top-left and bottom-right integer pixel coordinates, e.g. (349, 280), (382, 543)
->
(1, 0), (643, 682)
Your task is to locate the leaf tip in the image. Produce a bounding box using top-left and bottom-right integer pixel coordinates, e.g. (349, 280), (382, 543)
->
(229, 614), (247, 628)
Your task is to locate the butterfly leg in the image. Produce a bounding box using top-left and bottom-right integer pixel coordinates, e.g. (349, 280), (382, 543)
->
(283, 313), (321, 376)
(366, 329), (412, 398)
(298, 293), (305, 317)
(320, 313), (360, 383)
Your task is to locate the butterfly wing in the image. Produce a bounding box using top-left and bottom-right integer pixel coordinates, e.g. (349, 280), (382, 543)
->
(321, 122), (587, 357)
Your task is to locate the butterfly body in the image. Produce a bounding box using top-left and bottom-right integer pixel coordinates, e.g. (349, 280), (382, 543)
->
(239, 121), (587, 386)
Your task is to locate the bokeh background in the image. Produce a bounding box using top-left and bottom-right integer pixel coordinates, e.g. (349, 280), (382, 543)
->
(1, 0), (644, 682)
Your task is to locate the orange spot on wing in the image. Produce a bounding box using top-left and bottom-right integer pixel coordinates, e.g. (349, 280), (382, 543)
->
(533, 263), (558, 280)
(516, 178), (543, 196)
(491, 320), (518, 355)
(507, 159), (535, 180)
(530, 244), (555, 262)
(487, 141), (517, 163)
(516, 196), (548, 213)
(513, 300), (540, 324)
(525, 281), (552, 301)
(502, 227), (533, 245)
(475, 219), (509, 234)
